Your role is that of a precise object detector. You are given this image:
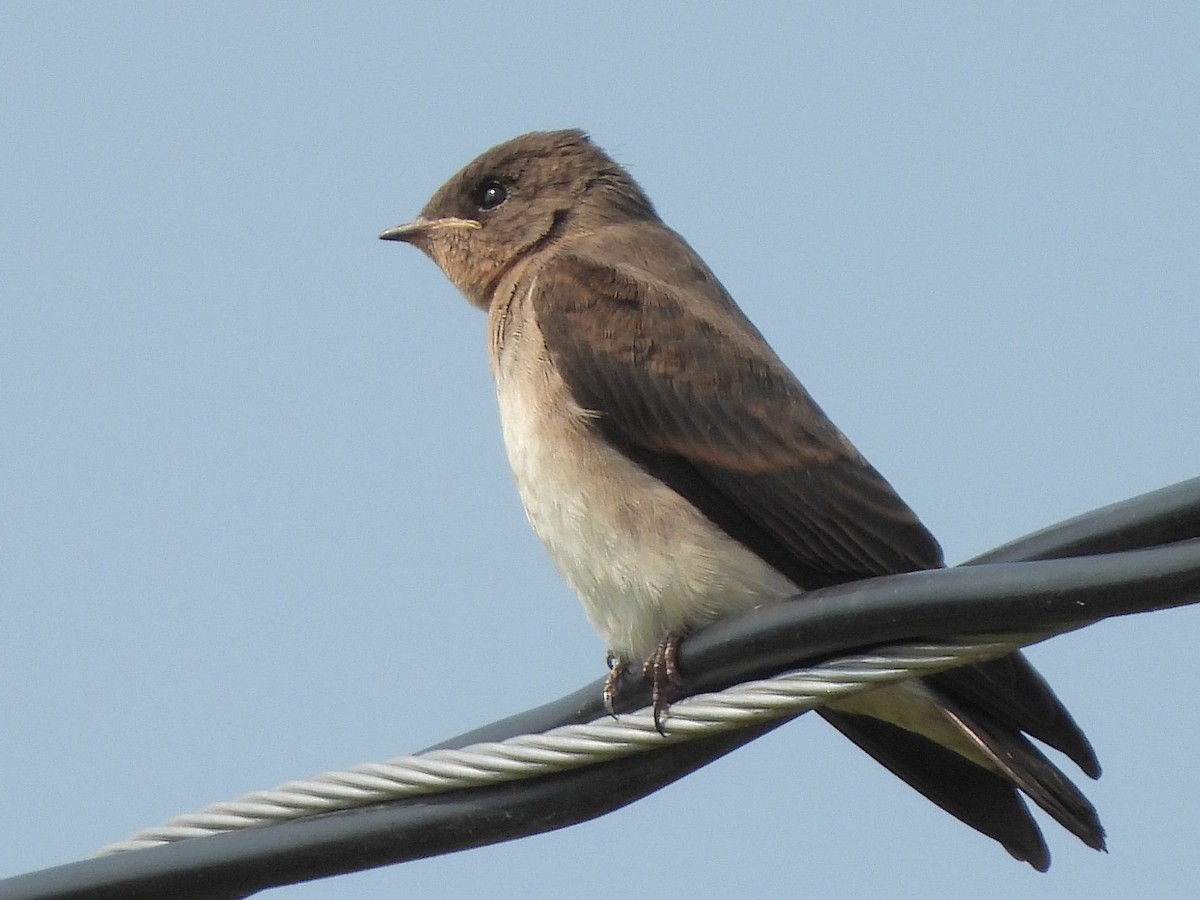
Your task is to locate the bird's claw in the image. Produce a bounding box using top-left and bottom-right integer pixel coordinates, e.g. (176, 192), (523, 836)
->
(603, 652), (625, 716)
(642, 633), (684, 735)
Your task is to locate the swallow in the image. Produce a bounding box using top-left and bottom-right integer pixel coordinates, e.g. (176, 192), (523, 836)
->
(381, 129), (1104, 869)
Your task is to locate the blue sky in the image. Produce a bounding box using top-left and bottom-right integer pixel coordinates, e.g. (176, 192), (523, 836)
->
(2, 4), (1198, 898)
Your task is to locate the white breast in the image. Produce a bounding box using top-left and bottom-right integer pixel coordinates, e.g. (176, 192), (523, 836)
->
(490, 290), (798, 662)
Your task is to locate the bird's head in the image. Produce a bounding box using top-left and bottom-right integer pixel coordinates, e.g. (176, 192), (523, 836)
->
(380, 129), (656, 309)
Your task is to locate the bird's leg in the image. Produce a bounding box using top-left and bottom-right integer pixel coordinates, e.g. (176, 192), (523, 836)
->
(603, 650), (625, 716)
(642, 632), (684, 735)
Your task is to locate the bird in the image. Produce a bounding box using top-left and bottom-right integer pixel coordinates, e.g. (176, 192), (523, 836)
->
(379, 128), (1104, 870)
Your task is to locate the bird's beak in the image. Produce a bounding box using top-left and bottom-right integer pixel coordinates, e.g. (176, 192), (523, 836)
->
(378, 216), (481, 243)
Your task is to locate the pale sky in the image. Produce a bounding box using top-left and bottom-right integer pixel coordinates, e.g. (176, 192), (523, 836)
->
(3, 5), (1199, 898)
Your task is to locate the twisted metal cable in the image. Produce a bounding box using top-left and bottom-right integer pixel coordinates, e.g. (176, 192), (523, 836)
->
(96, 632), (1036, 856)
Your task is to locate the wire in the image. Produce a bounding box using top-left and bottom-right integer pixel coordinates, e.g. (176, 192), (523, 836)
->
(96, 634), (1032, 855)
(2, 477), (1198, 900)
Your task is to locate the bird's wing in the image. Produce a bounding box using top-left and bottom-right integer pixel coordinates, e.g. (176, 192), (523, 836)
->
(529, 242), (1102, 867)
(530, 248), (944, 589)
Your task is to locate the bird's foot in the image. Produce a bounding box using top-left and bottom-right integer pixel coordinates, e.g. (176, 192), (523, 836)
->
(603, 650), (625, 716)
(642, 632), (684, 735)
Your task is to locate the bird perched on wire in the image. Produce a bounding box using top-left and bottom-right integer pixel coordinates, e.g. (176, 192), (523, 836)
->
(380, 128), (1104, 869)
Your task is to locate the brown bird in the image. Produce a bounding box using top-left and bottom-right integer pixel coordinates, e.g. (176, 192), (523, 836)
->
(380, 128), (1104, 869)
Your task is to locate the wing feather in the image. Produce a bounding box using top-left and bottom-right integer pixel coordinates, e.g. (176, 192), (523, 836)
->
(530, 248), (943, 588)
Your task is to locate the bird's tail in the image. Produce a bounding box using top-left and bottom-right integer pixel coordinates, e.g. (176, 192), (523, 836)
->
(819, 652), (1103, 871)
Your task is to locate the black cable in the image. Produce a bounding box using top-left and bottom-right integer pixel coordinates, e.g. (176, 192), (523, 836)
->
(2, 477), (1199, 900)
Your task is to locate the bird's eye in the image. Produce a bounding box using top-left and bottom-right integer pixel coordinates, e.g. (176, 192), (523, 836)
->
(470, 178), (509, 211)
